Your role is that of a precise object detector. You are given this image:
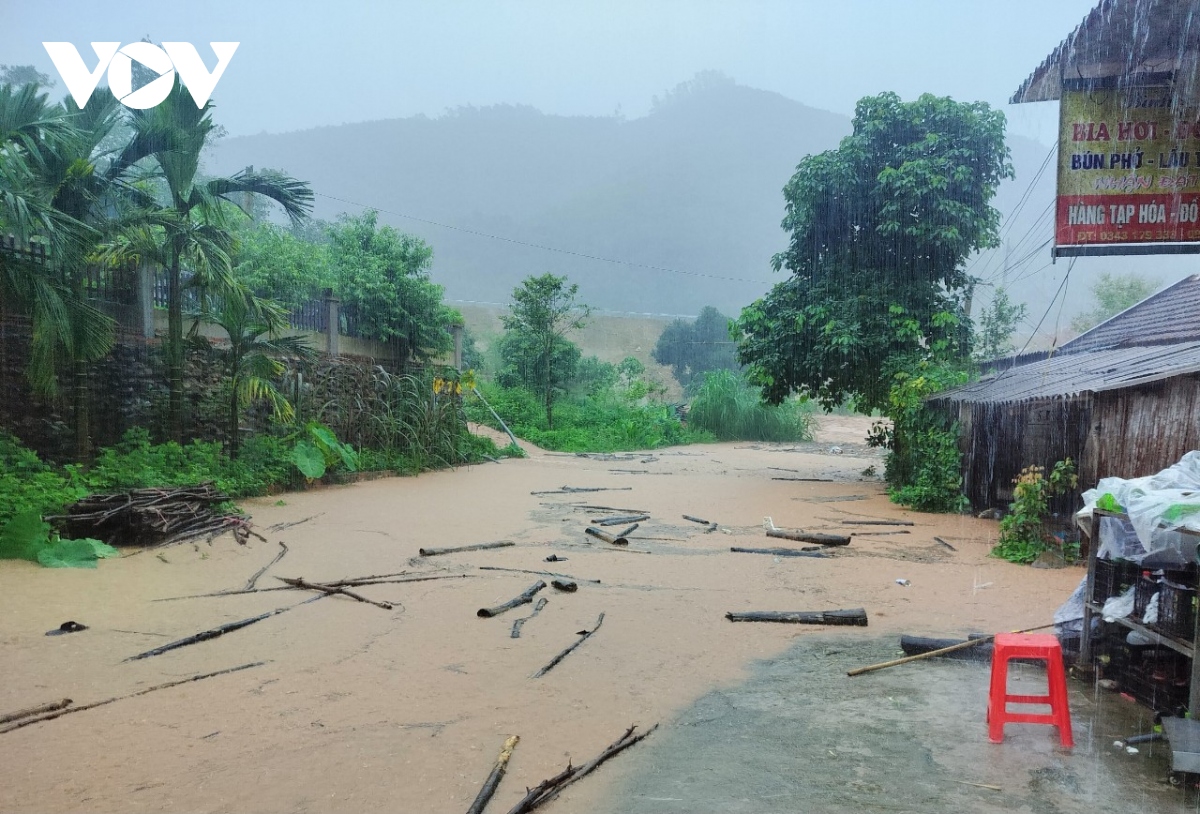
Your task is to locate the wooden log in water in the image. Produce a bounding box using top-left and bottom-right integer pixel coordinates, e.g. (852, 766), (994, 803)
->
(467, 734), (520, 814)
(585, 527), (629, 546)
(840, 520), (914, 527)
(593, 514), (649, 526)
(0, 698), (72, 726)
(419, 541), (515, 557)
(730, 546), (829, 559)
(478, 581), (547, 618)
(532, 613), (605, 678)
(766, 529), (850, 546)
(511, 598), (548, 639)
(725, 609), (868, 626)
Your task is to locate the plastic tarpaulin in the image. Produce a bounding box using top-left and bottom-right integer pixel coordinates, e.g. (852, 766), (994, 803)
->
(1076, 450), (1200, 565)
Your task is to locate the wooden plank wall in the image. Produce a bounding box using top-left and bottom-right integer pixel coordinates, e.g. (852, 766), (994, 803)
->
(1084, 375), (1200, 484)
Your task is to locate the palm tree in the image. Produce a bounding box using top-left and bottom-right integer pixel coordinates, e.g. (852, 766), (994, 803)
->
(112, 79), (313, 442)
(0, 83), (115, 436)
(196, 286), (313, 458)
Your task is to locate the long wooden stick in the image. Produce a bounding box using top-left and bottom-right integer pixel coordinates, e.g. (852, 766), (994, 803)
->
(478, 581), (547, 618)
(766, 529), (850, 546)
(466, 734), (520, 814)
(124, 597), (322, 661)
(502, 723), (657, 814)
(479, 566), (601, 584)
(846, 622), (1058, 677)
(0, 698), (72, 726)
(420, 541), (515, 557)
(532, 613), (605, 678)
(0, 663), (264, 735)
(731, 546), (829, 559)
(511, 598), (548, 639)
(275, 577), (393, 610)
(245, 541), (288, 590)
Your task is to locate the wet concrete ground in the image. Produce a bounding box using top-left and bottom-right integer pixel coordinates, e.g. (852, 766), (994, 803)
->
(591, 635), (1196, 814)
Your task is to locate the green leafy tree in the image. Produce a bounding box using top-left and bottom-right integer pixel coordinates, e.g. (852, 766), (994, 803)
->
(231, 220), (333, 308)
(652, 305), (740, 389)
(497, 273), (589, 428)
(736, 92), (1013, 412)
(1070, 272), (1160, 334)
(974, 286), (1028, 361)
(195, 287), (315, 458)
(327, 211), (454, 365)
(112, 79), (313, 442)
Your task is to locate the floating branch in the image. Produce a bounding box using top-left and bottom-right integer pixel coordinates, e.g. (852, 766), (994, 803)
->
(532, 613), (605, 678)
(851, 530), (910, 537)
(266, 514), (322, 532)
(275, 577), (393, 609)
(585, 527), (629, 546)
(125, 597), (322, 661)
(613, 523), (640, 539)
(592, 514), (649, 527)
(563, 504), (648, 514)
(840, 520), (914, 527)
(478, 581), (547, 618)
(511, 598), (548, 639)
(730, 546), (829, 559)
(419, 541), (515, 557)
(0, 698), (72, 726)
(551, 580), (578, 593)
(245, 541), (289, 590)
(766, 529), (850, 546)
(531, 486), (634, 496)
(479, 566), (600, 584)
(772, 477), (834, 482)
(502, 723), (658, 813)
(467, 735), (520, 814)
(725, 609), (868, 626)
(934, 536), (958, 552)
(0, 662), (264, 735)
(682, 514), (711, 525)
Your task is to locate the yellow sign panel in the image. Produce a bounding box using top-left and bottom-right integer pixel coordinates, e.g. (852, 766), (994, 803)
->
(1057, 87), (1200, 246)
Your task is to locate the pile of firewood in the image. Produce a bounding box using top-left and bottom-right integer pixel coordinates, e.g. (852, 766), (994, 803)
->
(47, 483), (253, 548)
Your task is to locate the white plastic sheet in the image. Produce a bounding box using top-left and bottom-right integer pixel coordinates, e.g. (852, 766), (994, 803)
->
(1076, 450), (1200, 565)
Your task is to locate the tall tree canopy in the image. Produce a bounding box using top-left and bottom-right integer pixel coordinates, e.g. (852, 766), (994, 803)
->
(652, 305), (740, 389)
(1070, 272), (1160, 334)
(736, 92), (1013, 411)
(497, 273), (589, 428)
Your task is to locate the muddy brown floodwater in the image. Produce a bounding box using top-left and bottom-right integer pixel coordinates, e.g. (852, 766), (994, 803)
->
(0, 417), (1189, 813)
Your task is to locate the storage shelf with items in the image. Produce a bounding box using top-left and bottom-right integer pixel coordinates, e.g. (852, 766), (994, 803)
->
(1080, 509), (1200, 713)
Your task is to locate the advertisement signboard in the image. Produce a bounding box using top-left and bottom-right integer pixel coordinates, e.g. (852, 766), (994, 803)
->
(1057, 85), (1200, 254)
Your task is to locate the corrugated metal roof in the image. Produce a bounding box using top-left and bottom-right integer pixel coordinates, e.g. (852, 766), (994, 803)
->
(931, 341), (1200, 405)
(1012, 0), (1200, 104)
(1059, 274), (1200, 354)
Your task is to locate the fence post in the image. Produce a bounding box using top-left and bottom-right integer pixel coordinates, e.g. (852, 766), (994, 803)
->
(137, 263), (156, 338)
(324, 288), (340, 357)
(450, 323), (463, 370)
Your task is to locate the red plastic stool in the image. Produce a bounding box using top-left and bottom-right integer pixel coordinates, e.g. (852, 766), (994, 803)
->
(987, 633), (1073, 747)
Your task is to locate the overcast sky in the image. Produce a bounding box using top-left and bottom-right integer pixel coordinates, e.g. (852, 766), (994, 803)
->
(4, 0), (1098, 143)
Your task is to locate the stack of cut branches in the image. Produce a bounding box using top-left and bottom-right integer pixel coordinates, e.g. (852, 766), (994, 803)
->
(48, 483), (252, 548)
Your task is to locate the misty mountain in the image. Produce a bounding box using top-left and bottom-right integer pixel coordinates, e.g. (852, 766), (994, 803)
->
(206, 76), (1195, 331)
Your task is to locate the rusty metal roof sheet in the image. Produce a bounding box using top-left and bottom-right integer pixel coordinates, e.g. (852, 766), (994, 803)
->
(1059, 274), (1200, 353)
(1012, 0), (1200, 104)
(931, 341), (1200, 404)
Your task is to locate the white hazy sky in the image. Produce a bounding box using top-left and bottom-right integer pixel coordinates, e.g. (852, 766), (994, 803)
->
(3, 0), (1099, 142)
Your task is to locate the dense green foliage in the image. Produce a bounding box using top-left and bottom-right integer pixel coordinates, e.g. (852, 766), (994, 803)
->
(687, 371), (813, 442)
(652, 306), (740, 390)
(993, 459), (1078, 564)
(736, 92), (1012, 412)
(497, 274), (589, 428)
(1070, 272), (1161, 334)
(468, 381), (709, 453)
(869, 360), (969, 513)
